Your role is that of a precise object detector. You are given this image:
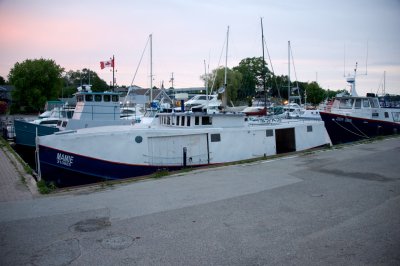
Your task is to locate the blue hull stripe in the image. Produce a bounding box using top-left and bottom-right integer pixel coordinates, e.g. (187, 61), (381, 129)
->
(39, 145), (210, 187)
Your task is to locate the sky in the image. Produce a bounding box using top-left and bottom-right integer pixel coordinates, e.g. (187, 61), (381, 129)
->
(1, 0), (399, 97)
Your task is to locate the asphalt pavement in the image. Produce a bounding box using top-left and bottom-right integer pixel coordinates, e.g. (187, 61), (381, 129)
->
(0, 137), (399, 265)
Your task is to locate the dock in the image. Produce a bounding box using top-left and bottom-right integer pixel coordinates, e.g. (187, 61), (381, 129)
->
(0, 136), (399, 265)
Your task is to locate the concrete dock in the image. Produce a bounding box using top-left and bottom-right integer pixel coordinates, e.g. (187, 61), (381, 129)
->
(0, 137), (399, 265)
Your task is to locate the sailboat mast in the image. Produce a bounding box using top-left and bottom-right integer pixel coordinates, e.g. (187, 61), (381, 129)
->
(288, 41), (291, 103)
(261, 18), (267, 109)
(222, 26), (229, 107)
(150, 34), (153, 102)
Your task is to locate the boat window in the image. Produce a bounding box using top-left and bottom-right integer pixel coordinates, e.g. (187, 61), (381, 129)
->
(202, 116), (212, 125)
(339, 98), (354, 109)
(211, 133), (221, 142)
(195, 116), (199, 125)
(176, 116), (180, 126)
(167, 116), (171, 125)
(112, 95), (118, 102)
(95, 95), (102, 102)
(62, 121), (68, 127)
(77, 95), (84, 102)
(103, 95), (110, 102)
(362, 99), (370, 108)
(370, 98), (380, 108)
(187, 116), (191, 127)
(354, 99), (361, 109)
(85, 94), (93, 102)
(307, 125), (313, 132)
(266, 129), (274, 137)
(385, 112), (389, 118)
(392, 112), (400, 122)
(181, 116), (185, 126)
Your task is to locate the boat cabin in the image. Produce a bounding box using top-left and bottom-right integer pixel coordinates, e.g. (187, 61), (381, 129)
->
(331, 96), (380, 110)
(158, 112), (246, 128)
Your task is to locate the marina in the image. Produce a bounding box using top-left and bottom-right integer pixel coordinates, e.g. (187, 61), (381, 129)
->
(1, 134), (399, 265)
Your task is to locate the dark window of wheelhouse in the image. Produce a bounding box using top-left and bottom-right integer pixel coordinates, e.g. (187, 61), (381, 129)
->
(85, 94), (93, 101)
(187, 116), (191, 127)
(385, 112), (389, 118)
(202, 116), (212, 125)
(103, 95), (110, 102)
(362, 99), (370, 108)
(77, 95), (83, 102)
(62, 121), (68, 127)
(112, 95), (118, 102)
(95, 95), (102, 102)
(266, 129), (274, 137)
(181, 116), (185, 126)
(211, 133), (221, 142)
(354, 99), (361, 109)
(307, 125), (313, 132)
(195, 116), (199, 125)
(177, 116), (180, 126)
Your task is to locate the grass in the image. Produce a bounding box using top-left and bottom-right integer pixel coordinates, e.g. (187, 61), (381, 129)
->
(37, 180), (57, 194)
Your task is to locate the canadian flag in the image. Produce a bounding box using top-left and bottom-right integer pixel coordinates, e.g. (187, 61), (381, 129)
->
(100, 58), (114, 69)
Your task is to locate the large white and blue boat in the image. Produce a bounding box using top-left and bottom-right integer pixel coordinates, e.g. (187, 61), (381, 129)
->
(37, 111), (330, 187)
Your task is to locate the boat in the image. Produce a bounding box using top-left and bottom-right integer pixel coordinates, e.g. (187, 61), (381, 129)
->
(319, 65), (400, 145)
(13, 102), (74, 147)
(37, 111), (330, 186)
(37, 25), (330, 187)
(14, 85), (131, 148)
(282, 102), (321, 119)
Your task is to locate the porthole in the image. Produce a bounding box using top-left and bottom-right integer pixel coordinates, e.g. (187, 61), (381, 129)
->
(135, 136), (143, 143)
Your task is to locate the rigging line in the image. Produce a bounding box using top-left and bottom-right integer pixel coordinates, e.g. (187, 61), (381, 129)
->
(264, 38), (281, 100)
(130, 36), (151, 86)
(289, 43), (299, 88)
(349, 121), (370, 138)
(210, 35), (227, 94)
(332, 119), (369, 139)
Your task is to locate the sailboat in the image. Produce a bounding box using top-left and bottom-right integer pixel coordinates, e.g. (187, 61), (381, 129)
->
(282, 41), (321, 120)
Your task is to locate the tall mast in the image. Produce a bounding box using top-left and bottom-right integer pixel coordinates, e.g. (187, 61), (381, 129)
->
(150, 34), (153, 102)
(288, 41), (291, 103)
(261, 18), (266, 109)
(223, 26), (229, 107)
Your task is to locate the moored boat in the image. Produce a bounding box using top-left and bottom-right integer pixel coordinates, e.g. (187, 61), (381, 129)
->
(37, 111), (330, 187)
(320, 65), (400, 144)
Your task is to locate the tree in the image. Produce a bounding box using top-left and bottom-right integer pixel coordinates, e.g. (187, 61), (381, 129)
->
(0, 76), (6, 85)
(8, 58), (64, 113)
(233, 57), (272, 99)
(304, 82), (325, 105)
(200, 67), (242, 104)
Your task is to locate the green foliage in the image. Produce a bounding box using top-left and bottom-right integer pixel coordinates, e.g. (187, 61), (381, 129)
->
(207, 67), (242, 103)
(37, 180), (57, 194)
(233, 57), (272, 99)
(8, 58), (64, 113)
(304, 82), (325, 104)
(0, 76), (6, 85)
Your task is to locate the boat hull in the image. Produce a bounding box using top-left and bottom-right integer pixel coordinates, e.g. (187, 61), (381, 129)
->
(38, 145), (191, 187)
(14, 119), (59, 147)
(320, 111), (400, 145)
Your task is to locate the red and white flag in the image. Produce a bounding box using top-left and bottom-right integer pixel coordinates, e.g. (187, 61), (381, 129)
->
(100, 58), (114, 69)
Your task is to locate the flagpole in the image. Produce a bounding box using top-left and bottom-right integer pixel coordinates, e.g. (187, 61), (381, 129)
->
(112, 55), (115, 91)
